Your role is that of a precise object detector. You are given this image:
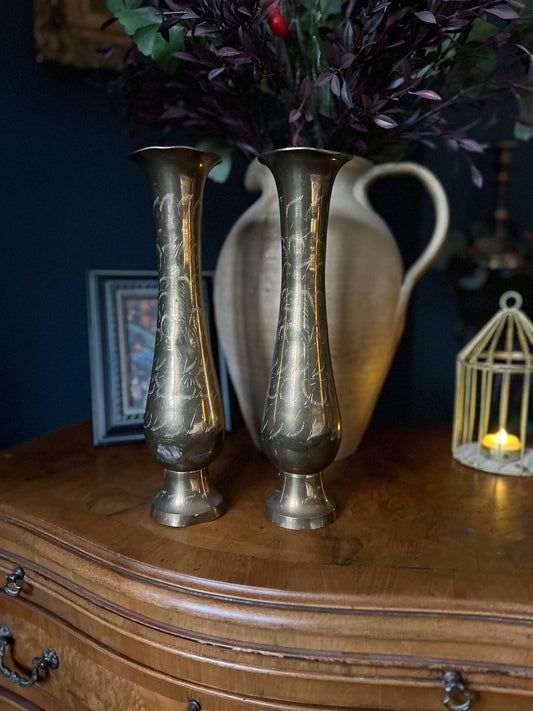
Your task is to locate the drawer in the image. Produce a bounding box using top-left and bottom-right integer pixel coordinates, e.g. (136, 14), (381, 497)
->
(0, 685), (48, 710)
(1, 591), (532, 710)
(2, 557), (533, 711)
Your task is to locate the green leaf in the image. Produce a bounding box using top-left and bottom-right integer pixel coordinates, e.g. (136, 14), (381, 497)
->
(133, 24), (183, 72)
(514, 121), (533, 141)
(298, 0), (342, 26)
(466, 18), (499, 45)
(452, 46), (497, 89)
(316, 83), (332, 117)
(311, 35), (327, 74)
(106, 0), (182, 73)
(106, 0), (146, 13)
(106, 3), (161, 35)
(195, 139), (233, 183)
(320, 0), (342, 12)
(446, 18), (500, 94)
(515, 88), (533, 141)
(133, 23), (164, 56)
(515, 0), (533, 33)
(299, 0), (318, 9)
(374, 140), (408, 163)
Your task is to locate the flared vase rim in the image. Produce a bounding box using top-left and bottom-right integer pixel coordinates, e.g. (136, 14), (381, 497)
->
(253, 152), (374, 171)
(129, 144), (222, 167)
(258, 146), (352, 163)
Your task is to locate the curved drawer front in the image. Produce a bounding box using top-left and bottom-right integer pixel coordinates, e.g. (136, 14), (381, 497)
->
(1, 557), (532, 711)
(0, 686), (47, 711)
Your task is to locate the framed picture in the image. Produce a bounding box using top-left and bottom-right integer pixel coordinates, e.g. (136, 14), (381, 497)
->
(87, 269), (237, 446)
(33, 0), (131, 70)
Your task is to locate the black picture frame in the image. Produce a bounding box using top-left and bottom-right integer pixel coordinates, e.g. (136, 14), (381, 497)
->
(86, 269), (237, 446)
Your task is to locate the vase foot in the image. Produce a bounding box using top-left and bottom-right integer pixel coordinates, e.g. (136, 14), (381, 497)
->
(264, 470), (336, 530)
(151, 468), (225, 527)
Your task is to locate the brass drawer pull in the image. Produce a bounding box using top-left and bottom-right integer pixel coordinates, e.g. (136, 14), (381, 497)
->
(442, 670), (473, 710)
(4, 567), (25, 597)
(0, 624), (59, 688)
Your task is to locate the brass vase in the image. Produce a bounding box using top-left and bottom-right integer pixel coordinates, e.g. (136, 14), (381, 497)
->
(259, 147), (351, 530)
(131, 146), (225, 527)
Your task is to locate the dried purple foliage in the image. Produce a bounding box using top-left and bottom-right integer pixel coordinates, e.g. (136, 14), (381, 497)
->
(106, 0), (533, 178)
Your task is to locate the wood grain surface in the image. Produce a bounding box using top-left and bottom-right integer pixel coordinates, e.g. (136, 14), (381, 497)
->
(1, 421), (532, 710)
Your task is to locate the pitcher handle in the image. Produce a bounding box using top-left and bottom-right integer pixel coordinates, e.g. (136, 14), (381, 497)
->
(353, 161), (449, 320)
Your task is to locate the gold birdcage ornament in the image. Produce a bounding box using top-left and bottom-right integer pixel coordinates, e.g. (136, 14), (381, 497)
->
(453, 291), (533, 476)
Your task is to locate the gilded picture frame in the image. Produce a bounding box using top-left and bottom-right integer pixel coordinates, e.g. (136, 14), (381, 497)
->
(33, 0), (131, 69)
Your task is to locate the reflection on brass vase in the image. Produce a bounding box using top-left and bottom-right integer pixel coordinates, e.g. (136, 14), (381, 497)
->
(259, 147), (350, 530)
(131, 146), (226, 527)
(214, 156), (449, 460)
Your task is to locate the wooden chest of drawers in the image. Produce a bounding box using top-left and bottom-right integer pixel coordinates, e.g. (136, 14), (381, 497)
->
(1, 421), (532, 710)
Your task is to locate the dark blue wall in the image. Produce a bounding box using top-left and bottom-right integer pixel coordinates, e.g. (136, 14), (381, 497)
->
(410, 141), (533, 426)
(2, 6), (532, 448)
(0, 5), (248, 448)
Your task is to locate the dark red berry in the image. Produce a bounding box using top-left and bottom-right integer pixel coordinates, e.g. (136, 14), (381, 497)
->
(268, 8), (288, 36)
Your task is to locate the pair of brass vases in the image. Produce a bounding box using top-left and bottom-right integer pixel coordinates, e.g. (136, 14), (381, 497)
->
(132, 145), (350, 531)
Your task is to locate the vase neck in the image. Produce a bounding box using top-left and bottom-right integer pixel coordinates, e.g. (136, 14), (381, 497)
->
(131, 146), (220, 197)
(132, 147), (219, 279)
(258, 148), (350, 266)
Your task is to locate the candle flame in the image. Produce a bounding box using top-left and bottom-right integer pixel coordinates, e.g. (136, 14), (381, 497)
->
(495, 428), (509, 445)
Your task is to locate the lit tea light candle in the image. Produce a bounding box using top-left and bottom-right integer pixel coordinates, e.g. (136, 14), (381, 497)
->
(481, 428), (521, 461)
